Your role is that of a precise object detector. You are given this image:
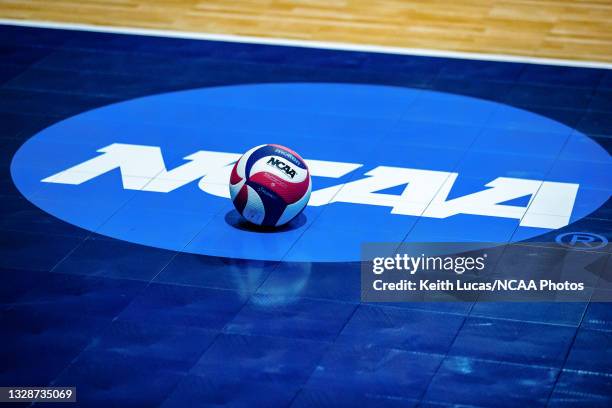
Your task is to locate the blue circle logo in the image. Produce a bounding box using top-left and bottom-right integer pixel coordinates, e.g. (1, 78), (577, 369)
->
(10, 83), (611, 262)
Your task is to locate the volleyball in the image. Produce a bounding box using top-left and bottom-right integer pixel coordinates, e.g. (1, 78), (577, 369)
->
(229, 144), (311, 227)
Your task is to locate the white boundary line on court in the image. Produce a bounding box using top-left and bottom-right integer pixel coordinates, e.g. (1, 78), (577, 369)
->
(2, 18), (612, 70)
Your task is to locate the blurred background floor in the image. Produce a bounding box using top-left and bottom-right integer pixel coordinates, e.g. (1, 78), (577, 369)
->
(0, 0), (611, 62)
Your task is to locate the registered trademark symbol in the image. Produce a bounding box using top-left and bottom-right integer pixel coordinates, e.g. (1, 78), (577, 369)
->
(555, 232), (608, 250)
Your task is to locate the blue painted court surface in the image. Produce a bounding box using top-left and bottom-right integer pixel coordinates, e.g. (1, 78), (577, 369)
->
(1, 24), (612, 406)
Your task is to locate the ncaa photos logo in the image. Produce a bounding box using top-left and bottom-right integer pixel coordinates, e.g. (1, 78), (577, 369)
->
(10, 83), (611, 262)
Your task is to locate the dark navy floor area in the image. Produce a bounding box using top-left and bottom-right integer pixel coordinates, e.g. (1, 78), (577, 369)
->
(1, 24), (612, 407)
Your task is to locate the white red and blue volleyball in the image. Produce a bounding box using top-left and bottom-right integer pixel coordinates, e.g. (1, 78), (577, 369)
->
(229, 144), (311, 227)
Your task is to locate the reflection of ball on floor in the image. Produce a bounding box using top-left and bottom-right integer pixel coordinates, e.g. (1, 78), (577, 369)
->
(229, 144), (311, 227)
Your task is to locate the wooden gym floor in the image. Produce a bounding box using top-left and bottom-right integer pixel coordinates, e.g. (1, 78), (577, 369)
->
(0, 0), (611, 63)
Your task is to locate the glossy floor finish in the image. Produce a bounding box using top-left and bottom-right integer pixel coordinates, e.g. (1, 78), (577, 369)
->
(1, 0), (612, 62)
(1, 24), (612, 407)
